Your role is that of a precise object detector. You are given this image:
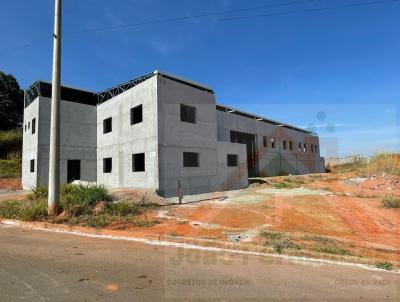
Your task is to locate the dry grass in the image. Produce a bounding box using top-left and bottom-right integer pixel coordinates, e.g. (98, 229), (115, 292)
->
(331, 152), (400, 176)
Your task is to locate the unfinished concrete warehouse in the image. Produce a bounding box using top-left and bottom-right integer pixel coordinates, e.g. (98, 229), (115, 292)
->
(22, 71), (325, 197)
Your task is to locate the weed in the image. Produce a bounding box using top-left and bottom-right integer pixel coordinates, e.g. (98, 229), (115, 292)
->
(61, 184), (112, 216)
(273, 182), (291, 189)
(81, 214), (113, 228)
(105, 201), (141, 216)
(375, 262), (393, 271)
(0, 199), (47, 221)
(382, 195), (400, 209)
(261, 231), (302, 254)
(27, 185), (48, 201)
(303, 234), (337, 245)
(284, 177), (306, 185)
(331, 152), (400, 176)
(0, 184), (159, 229)
(314, 244), (351, 256)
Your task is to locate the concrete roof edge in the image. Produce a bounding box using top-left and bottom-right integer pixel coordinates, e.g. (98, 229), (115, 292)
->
(154, 70), (214, 93)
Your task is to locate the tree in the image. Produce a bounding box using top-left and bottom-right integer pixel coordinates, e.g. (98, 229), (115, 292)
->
(0, 71), (24, 131)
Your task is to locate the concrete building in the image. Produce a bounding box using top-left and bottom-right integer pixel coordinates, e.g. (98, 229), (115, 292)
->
(22, 71), (325, 197)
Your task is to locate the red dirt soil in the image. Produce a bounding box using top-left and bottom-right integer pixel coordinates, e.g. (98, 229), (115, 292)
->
(0, 178), (22, 190)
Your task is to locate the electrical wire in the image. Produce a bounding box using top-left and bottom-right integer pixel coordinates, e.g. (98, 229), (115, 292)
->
(0, 0), (399, 57)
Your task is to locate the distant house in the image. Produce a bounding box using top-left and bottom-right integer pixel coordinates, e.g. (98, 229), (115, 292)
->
(22, 71), (324, 197)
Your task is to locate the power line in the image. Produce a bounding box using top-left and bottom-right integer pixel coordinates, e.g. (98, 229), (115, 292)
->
(220, 0), (400, 21)
(64, 0), (316, 35)
(1, 0), (399, 57)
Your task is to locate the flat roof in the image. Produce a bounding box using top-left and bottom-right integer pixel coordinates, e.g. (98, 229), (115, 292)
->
(24, 72), (315, 135)
(216, 104), (316, 135)
(24, 81), (98, 108)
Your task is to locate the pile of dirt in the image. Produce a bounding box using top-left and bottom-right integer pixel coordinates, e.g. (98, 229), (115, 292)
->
(354, 174), (400, 192)
(0, 178), (22, 190)
(111, 188), (167, 205)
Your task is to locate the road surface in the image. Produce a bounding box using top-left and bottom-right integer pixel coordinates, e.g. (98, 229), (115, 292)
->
(0, 224), (398, 301)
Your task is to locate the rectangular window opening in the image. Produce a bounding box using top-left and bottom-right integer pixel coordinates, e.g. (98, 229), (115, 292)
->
(283, 140), (287, 150)
(132, 153), (145, 172)
(180, 104), (196, 124)
(315, 145), (319, 153)
(227, 154), (238, 167)
(183, 152), (199, 167)
(271, 138), (276, 148)
(32, 118), (36, 134)
(131, 105), (143, 125)
(303, 143), (307, 153)
(289, 141), (293, 151)
(263, 136), (268, 148)
(103, 117), (112, 134)
(311, 145), (314, 153)
(103, 158), (112, 173)
(30, 159), (35, 173)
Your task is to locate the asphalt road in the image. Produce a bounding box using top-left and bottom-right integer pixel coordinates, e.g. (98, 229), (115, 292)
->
(0, 224), (398, 302)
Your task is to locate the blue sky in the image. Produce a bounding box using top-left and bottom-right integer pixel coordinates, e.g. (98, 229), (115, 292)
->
(0, 0), (399, 157)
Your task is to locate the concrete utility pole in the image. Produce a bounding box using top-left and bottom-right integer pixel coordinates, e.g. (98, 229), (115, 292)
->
(48, 0), (62, 216)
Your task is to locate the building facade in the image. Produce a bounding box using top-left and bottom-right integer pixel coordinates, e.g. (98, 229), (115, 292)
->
(22, 71), (324, 197)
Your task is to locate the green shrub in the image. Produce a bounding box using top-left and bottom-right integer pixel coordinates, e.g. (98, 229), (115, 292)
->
(61, 184), (111, 216)
(375, 262), (393, 271)
(0, 159), (21, 178)
(382, 195), (400, 209)
(0, 130), (22, 159)
(27, 185), (48, 201)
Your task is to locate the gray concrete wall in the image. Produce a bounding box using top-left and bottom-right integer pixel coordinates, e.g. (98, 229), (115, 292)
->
(22, 98), (39, 189)
(157, 76), (219, 197)
(96, 77), (159, 190)
(36, 97), (97, 187)
(216, 141), (248, 191)
(22, 96), (97, 189)
(217, 110), (324, 176)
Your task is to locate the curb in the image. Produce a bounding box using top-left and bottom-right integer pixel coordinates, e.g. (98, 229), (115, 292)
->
(1, 219), (398, 274)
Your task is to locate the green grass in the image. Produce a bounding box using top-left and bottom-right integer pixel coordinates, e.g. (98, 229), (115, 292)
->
(303, 234), (352, 256)
(0, 184), (160, 229)
(260, 231), (302, 254)
(0, 130), (22, 159)
(375, 262), (393, 271)
(0, 159), (21, 178)
(382, 195), (400, 209)
(0, 199), (47, 221)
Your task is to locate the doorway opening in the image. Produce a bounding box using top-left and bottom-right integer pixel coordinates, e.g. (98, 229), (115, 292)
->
(230, 130), (259, 177)
(67, 160), (81, 183)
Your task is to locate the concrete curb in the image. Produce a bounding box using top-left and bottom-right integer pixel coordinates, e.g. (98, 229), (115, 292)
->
(1, 219), (399, 274)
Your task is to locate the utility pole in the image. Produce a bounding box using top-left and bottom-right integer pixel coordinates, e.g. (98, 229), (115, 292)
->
(48, 0), (62, 216)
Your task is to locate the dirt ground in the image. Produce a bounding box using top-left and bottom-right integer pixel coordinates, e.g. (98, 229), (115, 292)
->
(0, 178), (22, 190)
(108, 172), (400, 267)
(1, 172), (399, 267)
